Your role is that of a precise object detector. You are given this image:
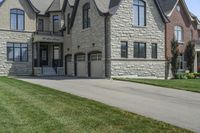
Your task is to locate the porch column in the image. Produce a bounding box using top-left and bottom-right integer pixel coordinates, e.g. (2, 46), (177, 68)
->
(37, 42), (40, 67)
(194, 52), (197, 73)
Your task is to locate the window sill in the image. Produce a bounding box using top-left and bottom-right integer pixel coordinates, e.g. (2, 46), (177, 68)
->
(132, 25), (146, 28)
(82, 27), (91, 32)
(5, 61), (29, 64)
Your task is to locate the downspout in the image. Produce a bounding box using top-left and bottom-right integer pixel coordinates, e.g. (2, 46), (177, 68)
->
(104, 15), (109, 78)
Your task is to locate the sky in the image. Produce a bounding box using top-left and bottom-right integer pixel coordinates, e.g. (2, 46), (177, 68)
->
(0, 0), (199, 18)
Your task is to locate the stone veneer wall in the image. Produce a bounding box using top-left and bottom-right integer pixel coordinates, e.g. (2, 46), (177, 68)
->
(0, 30), (33, 76)
(109, 0), (166, 78)
(64, 0), (106, 77)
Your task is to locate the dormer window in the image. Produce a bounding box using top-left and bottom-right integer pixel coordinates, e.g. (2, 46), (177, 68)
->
(10, 9), (25, 31)
(83, 3), (90, 29)
(133, 0), (146, 26)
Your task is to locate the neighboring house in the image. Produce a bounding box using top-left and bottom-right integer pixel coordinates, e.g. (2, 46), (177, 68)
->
(0, 0), (199, 78)
(63, 0), (168, 78)
(0, 0), (65, 76)
(158, 0), (200, 73)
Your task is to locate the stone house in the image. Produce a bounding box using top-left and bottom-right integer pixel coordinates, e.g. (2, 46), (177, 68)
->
(158, 0), (200, 73)
(0, 0), (199, 78)
(63, 0), (168, 78)
(0, 0), (65, 76)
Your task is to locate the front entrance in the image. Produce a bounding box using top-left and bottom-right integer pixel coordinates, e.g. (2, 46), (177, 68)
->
(40, 45), (48, 66)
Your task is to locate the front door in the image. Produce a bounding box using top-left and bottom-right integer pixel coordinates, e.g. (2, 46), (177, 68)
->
(40, 46), (48, 66)
(198, 52), (200, 73)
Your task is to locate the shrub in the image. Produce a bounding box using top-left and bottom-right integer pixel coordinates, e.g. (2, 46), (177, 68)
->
(175, 73), (187, 79)
(186, 73), (196, 79)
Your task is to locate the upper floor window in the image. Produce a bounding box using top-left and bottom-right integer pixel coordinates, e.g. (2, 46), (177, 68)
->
(67, 13), (71, 34)
(190, 30), (193, 40)
(83, 3), (90, 29)
(53, 15), (60, 33)
(10, 9), (25, 31)
(38, 19), (44, 32)
(174, 26), (183, 43)
(133, 0), (146, 26)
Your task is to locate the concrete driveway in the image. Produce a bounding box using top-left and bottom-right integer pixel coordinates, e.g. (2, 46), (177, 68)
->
(18, 77), (200, 132)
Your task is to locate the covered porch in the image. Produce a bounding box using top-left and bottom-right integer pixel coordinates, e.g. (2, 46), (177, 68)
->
(33, 42), (64, 76)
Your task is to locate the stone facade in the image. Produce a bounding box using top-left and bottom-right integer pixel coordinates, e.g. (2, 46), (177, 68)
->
(0, 30), (33, 75)
(64, 0), (106, 77)
(109, 0), (166, 78)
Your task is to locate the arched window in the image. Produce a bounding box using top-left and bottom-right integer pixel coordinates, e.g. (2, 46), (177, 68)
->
(133, 0), (146, 26)
(10, 9), (25, 30)
(174, 26), (183, 43)
(82, 3), (90, 29)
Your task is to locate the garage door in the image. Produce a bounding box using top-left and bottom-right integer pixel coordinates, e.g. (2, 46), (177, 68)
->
(76, 54), (87, 77)
(66, 55), (73, 76)
(90, 53), (104, 78)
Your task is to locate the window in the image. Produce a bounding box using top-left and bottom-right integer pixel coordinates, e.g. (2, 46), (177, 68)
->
(190, 30), (193, 40)
(53, 45), (61, 60)
(176, 5), (181, 12)
(133, 0), (146, 26)
(178, 54), (185, 70)
(67, 13), (71, 34)
(121, 42), (128, 58)
(151, 43), (157, 59)
(134, 42), (146, 58)
(10, 9), (25, 30)
(38, 19), (44, 31)
(83, 3), (90, 29)
(174, 26), (183, 43)
(53, 15), (60, 33)
(7, 43), (28, 62)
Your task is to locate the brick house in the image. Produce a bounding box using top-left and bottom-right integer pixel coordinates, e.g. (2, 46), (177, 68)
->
(158, 0), (200, 73)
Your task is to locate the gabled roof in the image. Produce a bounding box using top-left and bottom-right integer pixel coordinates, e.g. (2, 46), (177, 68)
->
(29, 0), (54, 15)
(46, 0), (64, 13)
(0, 0), (40, 13)
(157, 0), (177, 16)
(69, 0), (169, 28)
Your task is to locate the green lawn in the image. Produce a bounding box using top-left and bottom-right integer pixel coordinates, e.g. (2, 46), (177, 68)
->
(0, 77), (192, 133)
(114, 78), (200, 93)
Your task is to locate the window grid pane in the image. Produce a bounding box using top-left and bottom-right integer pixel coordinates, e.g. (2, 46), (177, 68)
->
(7, 43), (28, 62)
(134, 42), (146, 58)
(121, 42), (128, 58)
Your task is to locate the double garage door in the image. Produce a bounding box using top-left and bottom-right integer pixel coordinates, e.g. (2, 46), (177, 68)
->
(73, 53), (103, 78)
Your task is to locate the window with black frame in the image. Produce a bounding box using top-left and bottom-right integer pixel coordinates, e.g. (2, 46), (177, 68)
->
(121, 42), (128, 58)
(38, 19), (44, 32)
(10, 9), (25, 31)
(7, 43), (28, 62)
(83, 3), (91, 29)
(53, 15), (60, 33)
(133, 0), (146, 26)
(134, 42), (146, 58)
(151, 43), (157, 59)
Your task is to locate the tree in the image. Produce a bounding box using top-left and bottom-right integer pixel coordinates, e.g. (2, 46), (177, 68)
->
(185, 41), (195, 72)
(170, 39), (179, 78)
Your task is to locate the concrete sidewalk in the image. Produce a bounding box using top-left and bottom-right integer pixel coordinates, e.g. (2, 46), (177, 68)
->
(18, 77), (200, 132)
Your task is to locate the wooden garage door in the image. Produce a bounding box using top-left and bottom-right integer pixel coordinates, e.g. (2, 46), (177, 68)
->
(76, 54), (87, 77)
(90, 53), (103, 77)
